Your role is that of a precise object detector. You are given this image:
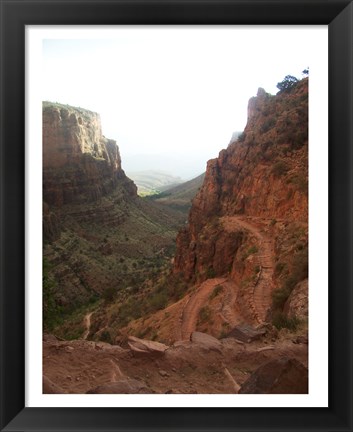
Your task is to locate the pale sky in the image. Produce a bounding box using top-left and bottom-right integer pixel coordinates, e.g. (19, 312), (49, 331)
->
(42, 26), (325, 179)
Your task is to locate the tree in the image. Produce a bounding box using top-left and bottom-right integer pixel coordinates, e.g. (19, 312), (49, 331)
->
(276, 75), (299, 93)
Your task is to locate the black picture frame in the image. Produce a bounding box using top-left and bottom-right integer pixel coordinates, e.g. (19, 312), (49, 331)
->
(1, 1), (352, 431)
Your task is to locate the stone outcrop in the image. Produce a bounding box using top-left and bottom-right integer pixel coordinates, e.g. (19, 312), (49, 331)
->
(128, 336), (169, 355)
(173, 79), (308, 287)
(225, 324), (267, 343)
(284, 279), (308, 320)
(43, 333), (308, 394)
(43, 102), (136, 208)
(42, 102), (184, 318)
(190, 331), (222, 353)
(239, 357), (308, 394)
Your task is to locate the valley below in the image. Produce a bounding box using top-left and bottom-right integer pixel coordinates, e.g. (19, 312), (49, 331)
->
(43, 76), (309, 395)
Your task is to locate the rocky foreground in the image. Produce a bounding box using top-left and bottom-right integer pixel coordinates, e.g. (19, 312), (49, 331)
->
(43, 329), (308, 394)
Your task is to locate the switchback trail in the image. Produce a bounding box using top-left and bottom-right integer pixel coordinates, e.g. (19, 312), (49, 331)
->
(180, 277), (227, 340)
(178, 216), (275, 339)
(221, 216), (275, 323)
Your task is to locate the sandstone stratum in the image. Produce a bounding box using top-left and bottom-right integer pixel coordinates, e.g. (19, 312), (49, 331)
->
(43, 102), (185, 323)
(43, 76), (308, 394)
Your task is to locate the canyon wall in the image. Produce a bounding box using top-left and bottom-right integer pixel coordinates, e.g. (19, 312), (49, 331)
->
(42, 102), (183, 321)
(43, 102), (136, 208)
(174, 78), (308, 284)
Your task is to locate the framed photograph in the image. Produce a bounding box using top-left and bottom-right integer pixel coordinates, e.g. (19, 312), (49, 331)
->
(1, 0), (352, 431)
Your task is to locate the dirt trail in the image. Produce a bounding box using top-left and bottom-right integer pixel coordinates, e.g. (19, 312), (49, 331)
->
(219, 279), (248, 326)
(221, 216), (274, 323)
(180, 277), (227, 340)
(178, 216), (274, 339)
(82, 312), (93, 340)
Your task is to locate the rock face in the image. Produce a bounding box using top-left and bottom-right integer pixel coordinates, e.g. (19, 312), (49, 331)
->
(173, 80), (308, 284)
(190, 331), (222, 353)
(225, 324), (267, 343)
(239, 357), (308, 394)
(284, 279), (308, 320)
(43, 333), (308, 394)
(42, 102), (185, 320)
(43, 102), (136, 208)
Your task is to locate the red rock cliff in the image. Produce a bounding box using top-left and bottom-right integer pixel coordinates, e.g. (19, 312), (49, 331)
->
(174, 78), (308, 282)
(43, 102), (136, 207)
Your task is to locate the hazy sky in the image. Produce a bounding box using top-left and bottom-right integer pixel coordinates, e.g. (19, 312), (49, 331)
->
(42, 26), (325, 179)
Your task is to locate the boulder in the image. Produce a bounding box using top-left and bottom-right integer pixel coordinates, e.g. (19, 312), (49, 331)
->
(284, 279), (308, 320)
(225, 324), (266, 343)
(190, 332), (222, 353)
(239, 358), (308, 394)
(128, 336), (169, 355)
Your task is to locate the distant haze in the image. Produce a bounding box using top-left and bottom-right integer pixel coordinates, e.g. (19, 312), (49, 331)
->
(124, 154), (206, 180)
(42, 27), (324, 178)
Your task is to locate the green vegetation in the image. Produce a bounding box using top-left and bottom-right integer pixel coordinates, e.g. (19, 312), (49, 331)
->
(274, 261), (286, 276)
(272, 246), (308, 311)
(242, 245), (258, 261)
(209, 284), (224, 300)
(248, 245), (258, 255)
(99, 330), (113, 344)
(260, 117), (276, 134)
(102, 287), (117, 304)
(126, 171), (183, 197)
(276, 75), (299, 93)
(271, 161), (289, 177)
(43, 258), (60, 331)
(148, 173), (205, 215)
(287, 174), (308, 193)
(206, 267), (216, 279)
(198, 306), (211, 325)
(272, 311), (300, 331)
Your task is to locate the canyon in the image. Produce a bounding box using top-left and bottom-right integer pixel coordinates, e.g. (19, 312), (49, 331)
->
(43, 77), (308, 394)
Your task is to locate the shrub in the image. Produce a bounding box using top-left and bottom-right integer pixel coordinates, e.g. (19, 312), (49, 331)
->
(102, 287), (116, 303)
(43, 258), (60, 331)
(241, 245), (258, 261)
(100, 330), (113, 344)
(206, 267), (216, 279)
(272, 312), (300, 331)
(260, 117), (276, 134)
(271, 161), (288, 177)
(272, 287), (291, 309)
(275, 262), (286, 276)
(290, 129), (308, 150)
(198, 306), (211, 325)
(248, 245), (258, 255)
(148, 291), (168, 312)
(209, 284), (224, 300)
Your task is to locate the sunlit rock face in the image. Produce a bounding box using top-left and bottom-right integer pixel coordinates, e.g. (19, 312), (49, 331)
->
(43, 102), (136, 207)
